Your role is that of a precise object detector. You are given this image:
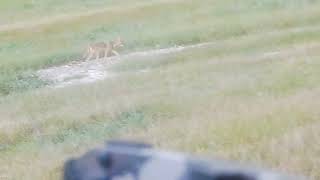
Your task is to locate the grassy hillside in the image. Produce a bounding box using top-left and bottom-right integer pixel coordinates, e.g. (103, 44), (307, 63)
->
(1, 0), (320, 179)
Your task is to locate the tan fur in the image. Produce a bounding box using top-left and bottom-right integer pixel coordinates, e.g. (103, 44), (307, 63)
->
(83, 37), (124, 60)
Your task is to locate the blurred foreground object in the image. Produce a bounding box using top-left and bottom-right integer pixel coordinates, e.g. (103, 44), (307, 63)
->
(63, 140), (305, 180)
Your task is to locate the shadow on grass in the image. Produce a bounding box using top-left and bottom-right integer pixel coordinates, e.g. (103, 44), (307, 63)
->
(0, 71), (48, 96)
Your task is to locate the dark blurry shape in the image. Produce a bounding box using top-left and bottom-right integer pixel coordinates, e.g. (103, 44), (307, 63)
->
(99, 140), (152, 180)
(63, 140), (304, 180)
(64, 140), (151, 180)
(64, 149), (107, 180)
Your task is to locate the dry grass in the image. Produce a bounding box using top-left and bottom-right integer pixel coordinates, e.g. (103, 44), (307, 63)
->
(1, 37), (320, 179)
(1, 0), (320, 179)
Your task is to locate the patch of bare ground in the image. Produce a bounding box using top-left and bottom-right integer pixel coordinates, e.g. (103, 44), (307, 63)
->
(37, 42), (211, 88)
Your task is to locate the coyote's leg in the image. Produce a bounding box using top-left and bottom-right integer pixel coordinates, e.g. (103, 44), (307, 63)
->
(95, 52), (100, 60)
(85, 52), (93, 61)
(85, 47), (93, 61)
(83, 48), (88, 60)
(104, 49), (109, 58)
(82, 51), (88, 59)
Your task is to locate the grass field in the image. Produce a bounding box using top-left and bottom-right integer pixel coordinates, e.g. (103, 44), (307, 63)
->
(1, 0), (320, 179)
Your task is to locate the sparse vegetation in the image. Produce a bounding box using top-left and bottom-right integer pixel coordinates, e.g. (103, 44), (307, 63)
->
(0, 0), (320, 179)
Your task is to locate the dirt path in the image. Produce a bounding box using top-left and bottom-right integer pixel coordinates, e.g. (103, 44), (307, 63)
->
(37, 42), (211, 88)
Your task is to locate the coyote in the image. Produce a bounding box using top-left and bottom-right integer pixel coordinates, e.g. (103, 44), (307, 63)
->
(83, 37), (124, 60)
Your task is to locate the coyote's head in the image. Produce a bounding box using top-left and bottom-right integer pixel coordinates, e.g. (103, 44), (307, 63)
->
(112, 37), (124, 48)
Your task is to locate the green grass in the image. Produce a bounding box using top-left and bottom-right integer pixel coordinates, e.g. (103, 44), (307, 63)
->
(1, 0), (320, 95)
(1, 0), (320, 179)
